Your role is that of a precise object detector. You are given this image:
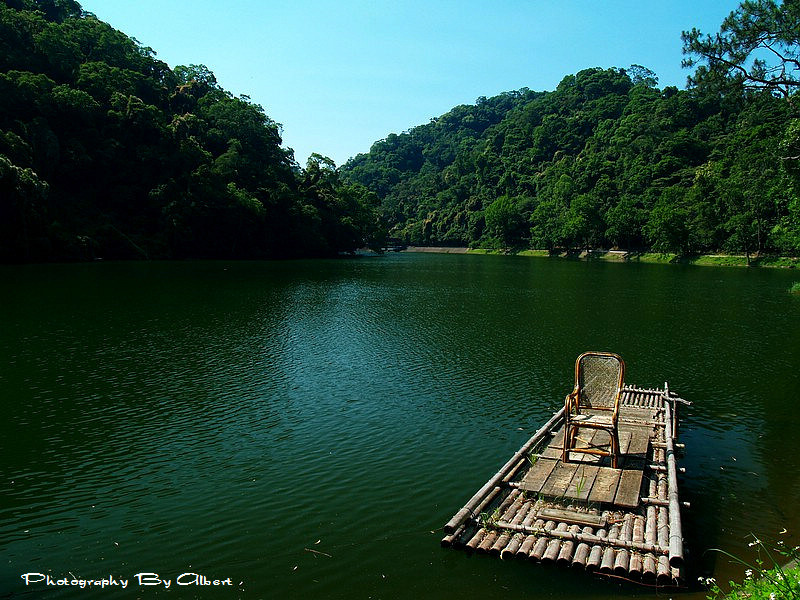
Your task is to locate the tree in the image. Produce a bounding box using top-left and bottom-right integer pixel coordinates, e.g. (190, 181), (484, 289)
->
(484, 195), (527, 248)
(682, 0), (800, 101)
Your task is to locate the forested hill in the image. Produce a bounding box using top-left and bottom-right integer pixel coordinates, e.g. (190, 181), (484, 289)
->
(341, 65), (800, 256)
(0, 0), (383, 262)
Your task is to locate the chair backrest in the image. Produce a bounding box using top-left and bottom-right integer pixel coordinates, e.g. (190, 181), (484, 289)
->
(575, 352), (624, 409)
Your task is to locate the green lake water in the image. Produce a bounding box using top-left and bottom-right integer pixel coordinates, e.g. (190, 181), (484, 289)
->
(1, 253), (799, 599)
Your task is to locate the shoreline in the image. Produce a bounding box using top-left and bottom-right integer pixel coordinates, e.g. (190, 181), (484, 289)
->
(401, 246), (799, 268)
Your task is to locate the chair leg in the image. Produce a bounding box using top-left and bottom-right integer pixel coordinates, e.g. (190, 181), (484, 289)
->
(563, 424), (573, 463)
(610, 430), (620, 469)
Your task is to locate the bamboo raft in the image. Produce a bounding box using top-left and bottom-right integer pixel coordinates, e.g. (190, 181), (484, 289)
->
(441, 384), (690, 586)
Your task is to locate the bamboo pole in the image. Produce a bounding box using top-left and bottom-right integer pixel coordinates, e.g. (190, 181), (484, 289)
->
(557, 524), (581, 566)
(543, 523), (568, 562)
(571, 526), (593, 568)
(530, 521), (556, 561)
(613, 514), (634, 575)
(502, 506), (538, 559)
(586, 528), (607, 571)
(600, 523), (620, 573)
(465, 526), (486, 551)
(642, 554), (657, 580)
(477, 489), (523, 553)
(500, 533), (524, 560)
(629, 514), (644, 578)
(477, 530), (499, 554)
(491, 499), (531, 556)
(444, 407), (565, 535)
(657, 554), (671, 584)
(662, 400), (685, 568)
(516, 518), (545, 558)
(492, 520), (670, 556)
(485, 491), (524, 555)
(645, 476), (657, 548)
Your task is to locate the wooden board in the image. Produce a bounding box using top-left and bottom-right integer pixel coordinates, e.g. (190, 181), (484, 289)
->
(627, 428), (650, 456)
(541, 462), (579, 498)
(541, 430), (564, 459)
(587, 467), (622, 504)
(566, 464), (600, 501)
(519, 457), (559, 493)
(537, 507), (606, 528)
(614, 469), (645, 508)
(618, 430), (632, 456)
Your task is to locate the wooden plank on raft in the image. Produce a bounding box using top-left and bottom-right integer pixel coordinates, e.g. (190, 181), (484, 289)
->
(618, 430), (632, 456)
(621, 427), (650, 470)
(541, 430), (564, 459)
(541, 462), (579, 497)
(588, 467), (622, 504)
(566, 464), (600, 501)
(614, 469), (645, 508)
(519, 457), (559, 493)
(537, 508), (607, 528)
(627, 428), (650, 456)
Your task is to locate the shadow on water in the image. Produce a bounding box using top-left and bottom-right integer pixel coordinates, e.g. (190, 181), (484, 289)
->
(1, 255), (798, 598)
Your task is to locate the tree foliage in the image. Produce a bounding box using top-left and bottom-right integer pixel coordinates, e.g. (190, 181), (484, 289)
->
(682, 0), (800, 100)
(0, 0), (384, 262)
(342, 45), (800, 255)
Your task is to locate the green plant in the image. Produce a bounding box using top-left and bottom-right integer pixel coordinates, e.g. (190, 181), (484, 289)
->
(478, 508), (501, 530)
(790, 282), (800, 294)
(701, 533), (800, 600)
(574, 467), (587, 498)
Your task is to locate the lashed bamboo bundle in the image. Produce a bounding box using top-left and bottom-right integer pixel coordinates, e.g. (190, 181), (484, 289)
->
(477, 490), (524, 554)
(492, 520), (668, 555)
(570, 525), (593, 568)
(500, 506), (538, 559)
(491, 499), (532, 556)
(516, 518), (546, 558)
(529, 520), (557, 560)
(556, 524), (582, 566)
(586, 528), (607, 571)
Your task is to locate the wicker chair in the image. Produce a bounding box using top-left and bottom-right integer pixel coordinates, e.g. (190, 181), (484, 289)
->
(562, 352), (625, 468)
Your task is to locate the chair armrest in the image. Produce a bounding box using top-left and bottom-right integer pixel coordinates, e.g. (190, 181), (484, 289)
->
(565, 390), (580, 415)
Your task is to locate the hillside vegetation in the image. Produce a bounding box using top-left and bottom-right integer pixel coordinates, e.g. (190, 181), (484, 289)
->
(341, 64), (800, 257)
(3, 0), (800, 262)
(0, 0), (383, 262)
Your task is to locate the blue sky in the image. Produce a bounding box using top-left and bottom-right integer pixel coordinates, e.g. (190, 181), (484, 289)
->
(78, 0), (741, 167)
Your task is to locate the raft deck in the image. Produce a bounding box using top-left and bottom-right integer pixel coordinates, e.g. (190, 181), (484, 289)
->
(441, 385), (689, 586)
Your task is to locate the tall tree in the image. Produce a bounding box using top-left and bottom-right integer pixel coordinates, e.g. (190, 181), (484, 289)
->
(682, 0), (800, 101)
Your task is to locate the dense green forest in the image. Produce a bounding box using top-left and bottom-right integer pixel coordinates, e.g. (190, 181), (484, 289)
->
(0, 0), (384, 261)
(2, 0), (800, 262)
(341, 4), (800, 257)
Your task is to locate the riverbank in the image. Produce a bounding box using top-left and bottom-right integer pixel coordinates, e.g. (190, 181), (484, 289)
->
(402, 247), (799, 268)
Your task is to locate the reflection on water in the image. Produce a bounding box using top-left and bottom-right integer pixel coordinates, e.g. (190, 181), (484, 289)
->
(1, 255), (798, 598)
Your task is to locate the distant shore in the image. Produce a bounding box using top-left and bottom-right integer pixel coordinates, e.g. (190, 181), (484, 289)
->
(401, 246), (799, 268)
